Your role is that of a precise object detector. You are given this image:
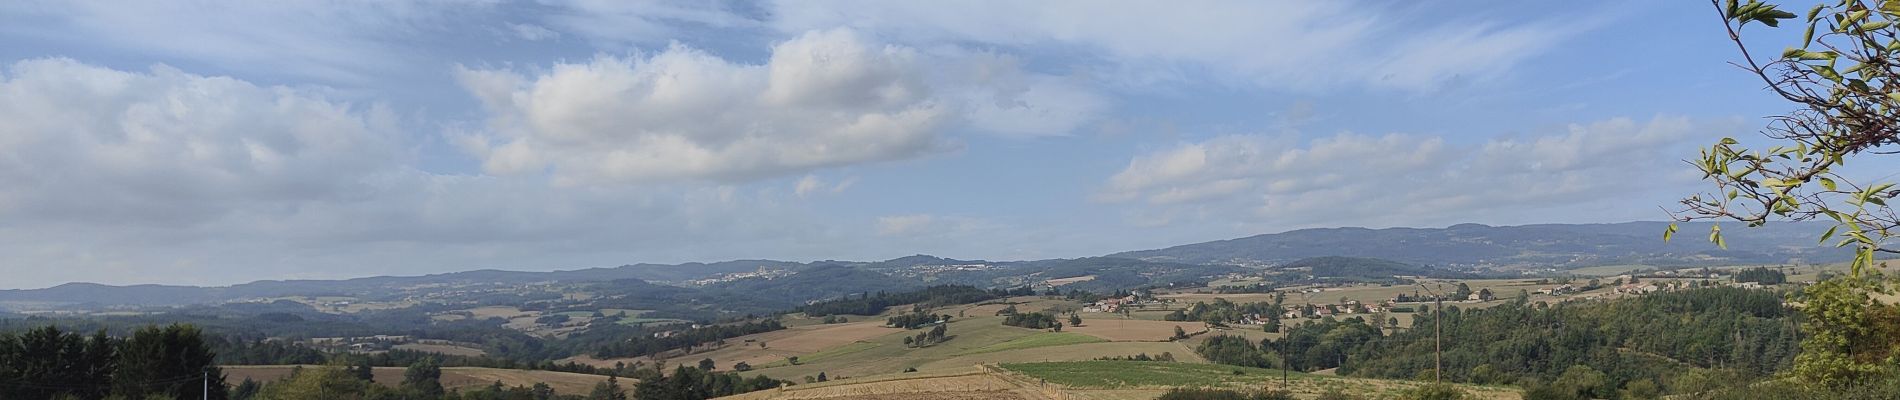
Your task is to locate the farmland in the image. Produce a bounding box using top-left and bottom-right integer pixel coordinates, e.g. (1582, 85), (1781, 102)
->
(956, 332), (1103, 355)
(223, 365), (615, 395)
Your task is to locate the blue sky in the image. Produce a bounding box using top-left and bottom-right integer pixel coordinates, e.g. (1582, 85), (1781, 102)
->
(0, 1), (1816, 288)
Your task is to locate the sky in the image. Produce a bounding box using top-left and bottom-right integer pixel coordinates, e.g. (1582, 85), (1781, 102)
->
(0, 0), (1824, 288)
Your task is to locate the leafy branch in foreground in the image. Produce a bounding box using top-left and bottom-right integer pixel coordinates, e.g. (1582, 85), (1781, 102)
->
(1673, 0), (1900, 275)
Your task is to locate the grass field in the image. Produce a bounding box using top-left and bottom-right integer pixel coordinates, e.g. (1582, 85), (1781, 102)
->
(223, 365), (615, 395)
(956, 332), (1104, 355)
(718, 367), (1038, 400)
(740, 315), (1047, 380)
(997, 361), (1522, 399)
(1000, 361), (1308, 389)
(1064, 319), (1206, 341)
(918, 342), (1203, 370)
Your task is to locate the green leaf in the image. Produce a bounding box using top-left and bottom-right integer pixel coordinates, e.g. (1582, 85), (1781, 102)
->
(1820, 177), (1838, 191)
(1820, 225), (1839, 243)
(1664, 223), (1678, 242)
(1863, 20), (1894, 31)
(1815, 65), (1844, 82)
(1759, 9), (1796, 26)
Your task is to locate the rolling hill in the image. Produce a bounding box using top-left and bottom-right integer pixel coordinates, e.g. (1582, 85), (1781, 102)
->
(1111, 221), (1847, 268)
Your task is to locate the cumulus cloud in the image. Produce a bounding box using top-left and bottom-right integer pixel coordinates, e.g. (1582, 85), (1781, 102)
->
(0, 58), (868, 289)
(456, 28), (1111, 185)
(767, 1), (1586, 91)
(0, 58), (399, 226)
(1101, 116), (1734, 227)
(457, 29), (948, 185)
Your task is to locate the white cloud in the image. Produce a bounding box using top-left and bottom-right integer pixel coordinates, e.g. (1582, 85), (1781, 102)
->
(793, 175), (862, 198)
(458, 29), (948, 185)
(936, 50), (1107, 137)
(533, 0), (761, 47)
(0, 1), (490, 83)
(1102, 116), (1734, 228)
(456, 28), (1109, 185)
(0, 58), (400, 226)
(795, 175), (824, 197)
(509, 23), (560, 41)
(0, 58), (871, 289)
(767, 1), (1585, 91)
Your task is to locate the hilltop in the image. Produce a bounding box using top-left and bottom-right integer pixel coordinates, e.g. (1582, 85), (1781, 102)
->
(1111, 221), (1845, 268)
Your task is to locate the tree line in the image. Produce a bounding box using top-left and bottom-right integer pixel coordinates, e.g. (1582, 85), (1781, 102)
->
(1191, 287), (1804, 398)
(0, 324), (226, 400)
(796, 285), (1013, 316)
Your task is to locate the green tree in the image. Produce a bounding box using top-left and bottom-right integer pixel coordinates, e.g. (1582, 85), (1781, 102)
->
(1674, 0), (1900, 275)
(255, 364), (369, 400)
(698, 357), (715, 371)
(113, 324), (227, 400)
(1069, 314), (1082, 327)
(1791, 276), (1900, 387)
(352, 358), (375, 382)
(232, 378), (261, 400)
(0, 326), (119, 400)
(531, 382), (554, 400)
(1678, 2), (1900, 394)
(401, 358), (444, 398)
(587, 375), (627, 400)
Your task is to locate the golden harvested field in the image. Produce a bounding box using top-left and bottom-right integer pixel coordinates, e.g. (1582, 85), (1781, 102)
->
(222, 366), (615, 395)
(1064, 319), (1206, 341)
(774, 321), (903, 352)
(718, 368), (1041, 400)
(917, 342), (1203, 370)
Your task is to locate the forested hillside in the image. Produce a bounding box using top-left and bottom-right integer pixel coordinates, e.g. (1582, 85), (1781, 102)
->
(1114, 221), (1845, 268)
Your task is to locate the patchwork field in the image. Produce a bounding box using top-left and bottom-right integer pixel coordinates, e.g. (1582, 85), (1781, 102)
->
(957, 332), (1103, 355)
(1045, 275), (1097, 286)
(718, 367), (1044, 400)
(1063, 319), (1207, 341)
(998, 361), (1521, 400)
(563, 320), (903, 370)
(223, 365), (615, 395)
(392, 343), (486, 357)
(918, 342), (1203, 370)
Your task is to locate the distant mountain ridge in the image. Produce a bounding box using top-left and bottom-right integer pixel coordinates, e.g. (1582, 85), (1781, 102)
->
(0, 221), (1850, 308)
(1109, 221), (1847, 268)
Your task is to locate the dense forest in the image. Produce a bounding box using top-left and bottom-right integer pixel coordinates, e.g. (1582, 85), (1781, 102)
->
(590, 319), (784, 359)
(1193, 288), (1802, 397)
(797, 285), (1011, 316)
(0, 324), (226, 400)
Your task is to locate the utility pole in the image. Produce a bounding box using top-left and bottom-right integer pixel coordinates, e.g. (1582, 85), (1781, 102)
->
(1419, 283), (1443, 383)
(1279, 325), (1288, 388)
(203, 370), (209, 400)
